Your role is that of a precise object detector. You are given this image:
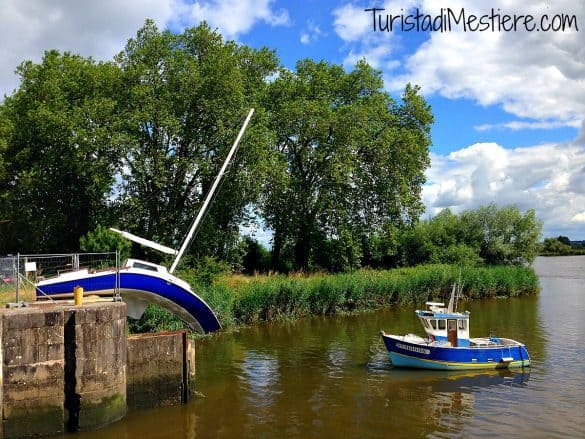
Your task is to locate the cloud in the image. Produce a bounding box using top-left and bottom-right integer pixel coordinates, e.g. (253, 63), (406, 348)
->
(334, 1), (585, 124)
(333, 1), (416, 70)
(177, 0), (290, 39)
(300, 21), (325, 45)
(333, 3), (371, 43)
(0, 0), (291, 99)
(0, 0), (175, 98)
(475, 119), (583, 132)
(570, 212), (585, 223)
(423, 123), (585, 238)
(388, 0), (585, 122)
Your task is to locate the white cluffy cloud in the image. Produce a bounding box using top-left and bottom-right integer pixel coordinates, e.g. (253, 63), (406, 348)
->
(178, 0), (290, 39)
(423, 122), (585, 238)
(475, 120), (583, 132)
(333, 0), (585, 124)
(0, 0), (291, 99)
(0, 0), (175, 98)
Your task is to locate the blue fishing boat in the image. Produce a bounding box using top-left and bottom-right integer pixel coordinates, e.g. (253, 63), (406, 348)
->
(381, 286), (531, 370)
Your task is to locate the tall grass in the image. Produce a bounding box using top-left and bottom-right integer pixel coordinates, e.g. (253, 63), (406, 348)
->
(129, 264), (539, 333)
(227, 264), (539, 326)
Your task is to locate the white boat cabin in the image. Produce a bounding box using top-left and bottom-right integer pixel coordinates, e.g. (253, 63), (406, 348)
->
(415, 301), (471, 347)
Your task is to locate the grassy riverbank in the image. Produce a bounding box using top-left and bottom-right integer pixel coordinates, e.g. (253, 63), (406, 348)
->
(129, 264), (539, 333)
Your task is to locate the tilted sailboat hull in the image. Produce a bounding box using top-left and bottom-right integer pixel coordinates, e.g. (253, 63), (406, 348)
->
(36, 268), (221, 333)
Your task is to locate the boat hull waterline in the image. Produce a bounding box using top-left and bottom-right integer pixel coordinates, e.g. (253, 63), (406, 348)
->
(381, 332), (530, 370)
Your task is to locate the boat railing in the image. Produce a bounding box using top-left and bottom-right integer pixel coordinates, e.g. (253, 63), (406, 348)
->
(5, 252), (122, 303)
(469, 337), (522, 348)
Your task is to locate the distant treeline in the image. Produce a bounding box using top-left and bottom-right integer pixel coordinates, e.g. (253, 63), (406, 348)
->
(540, 236), (585, 256)
(240, 204), (542, 273)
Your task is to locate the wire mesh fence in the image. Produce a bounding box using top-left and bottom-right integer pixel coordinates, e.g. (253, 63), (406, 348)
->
(0, 252), (120, 304)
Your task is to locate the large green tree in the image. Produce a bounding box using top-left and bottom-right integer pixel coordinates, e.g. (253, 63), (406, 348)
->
(263, 59), (433, 270)
(113, 21), (278, 264)
(399, 204), (543, 266)
(0, 51), (122, 253)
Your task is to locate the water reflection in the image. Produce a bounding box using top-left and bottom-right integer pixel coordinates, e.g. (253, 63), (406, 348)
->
(69, 257), (585, 438)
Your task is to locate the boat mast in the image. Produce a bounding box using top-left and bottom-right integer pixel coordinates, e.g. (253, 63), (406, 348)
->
(169, 108), (255, 274)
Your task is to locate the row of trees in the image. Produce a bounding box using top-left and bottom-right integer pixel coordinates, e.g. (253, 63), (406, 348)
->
(0, 20), (433, 272)
(541, 236), (585, 256)
(241, 204), (543, 273)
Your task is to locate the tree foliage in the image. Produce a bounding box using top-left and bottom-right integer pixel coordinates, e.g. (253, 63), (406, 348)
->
(113, 21), (279, 265)
(0, 51), (122, 253)
(79, 225), (132, 262)
(541, 237), (573, 255)
(399, 204), (542, 266)
(263, 59), (433, 270)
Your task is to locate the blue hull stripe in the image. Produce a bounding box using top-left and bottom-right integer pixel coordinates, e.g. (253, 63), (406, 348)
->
(382, 334), (530, 370)
(37, 272), (221, 333)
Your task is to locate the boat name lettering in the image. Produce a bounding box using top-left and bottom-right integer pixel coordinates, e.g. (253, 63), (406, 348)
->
(396, 343), (430, 355)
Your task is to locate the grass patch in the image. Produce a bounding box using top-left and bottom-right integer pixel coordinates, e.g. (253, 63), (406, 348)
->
(128, 264), (539, 333)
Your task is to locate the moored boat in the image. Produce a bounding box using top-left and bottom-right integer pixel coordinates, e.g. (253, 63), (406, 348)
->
(381, 286), (531, 370)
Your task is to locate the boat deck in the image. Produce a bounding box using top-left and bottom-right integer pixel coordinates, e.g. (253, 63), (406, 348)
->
(384, 333), (525, 349)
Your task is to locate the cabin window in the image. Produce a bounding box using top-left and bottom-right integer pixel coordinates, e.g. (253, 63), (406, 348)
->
(131, 262), (159, 272)
(458, 320), (467, 330)
(430, 319), (437, 330)
(438, 319), (446, 330)
(422, 319), (429, 328)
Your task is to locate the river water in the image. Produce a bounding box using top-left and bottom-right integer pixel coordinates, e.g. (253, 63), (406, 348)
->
(77, 256), (585, 438)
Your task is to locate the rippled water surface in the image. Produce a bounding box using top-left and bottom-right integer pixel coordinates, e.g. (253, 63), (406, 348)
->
(77, 256), (585, 438)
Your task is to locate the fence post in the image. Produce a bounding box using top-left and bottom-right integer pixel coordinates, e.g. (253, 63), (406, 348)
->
(16, 252), (20, 303)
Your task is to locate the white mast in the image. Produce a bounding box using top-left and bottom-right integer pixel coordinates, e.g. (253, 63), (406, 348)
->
(169, 108), (255, 274)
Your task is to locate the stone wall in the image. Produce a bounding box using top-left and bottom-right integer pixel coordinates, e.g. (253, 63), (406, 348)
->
(0, 302), (127, 438)
(62, 303), (127, 431)
(127, 331), (190, 410)
(1, 306), (65, 438)
(0, 301), (194, 438)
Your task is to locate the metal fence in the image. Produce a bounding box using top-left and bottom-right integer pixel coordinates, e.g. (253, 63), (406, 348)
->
(0, 252), (120, 304)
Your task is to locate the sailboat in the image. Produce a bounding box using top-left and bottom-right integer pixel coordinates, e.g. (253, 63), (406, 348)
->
(36, 109), (255, 333)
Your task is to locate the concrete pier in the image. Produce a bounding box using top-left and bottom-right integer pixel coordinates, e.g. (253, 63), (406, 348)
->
(63, 303), (127, 431)
(1, 306), (65, 438)
(0, 301), (195, 438)
(0, 302), (127, 437)
(127, 331), (193, 410)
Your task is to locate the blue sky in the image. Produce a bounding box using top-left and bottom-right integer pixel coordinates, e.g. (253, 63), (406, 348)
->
(1, 0), (584, 239)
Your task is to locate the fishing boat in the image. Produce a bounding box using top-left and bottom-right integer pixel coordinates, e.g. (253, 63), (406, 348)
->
(35, 109), (255, 333)
(380, 285), (531, 370)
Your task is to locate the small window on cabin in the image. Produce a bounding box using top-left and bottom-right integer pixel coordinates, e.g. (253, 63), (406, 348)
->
(458, 320), (467, 330)
(438, 320), (446, 330)
(430, 319), (437, 330)
(132, 262), (158, 272)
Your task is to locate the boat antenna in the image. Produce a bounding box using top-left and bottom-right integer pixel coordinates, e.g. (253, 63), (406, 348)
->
(447, 283), (456, 313)
(169, 108), (255, 274)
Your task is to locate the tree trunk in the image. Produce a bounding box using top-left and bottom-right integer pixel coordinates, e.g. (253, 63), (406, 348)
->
(294, 230), (311, 272)
(271, 231), (282, 271)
